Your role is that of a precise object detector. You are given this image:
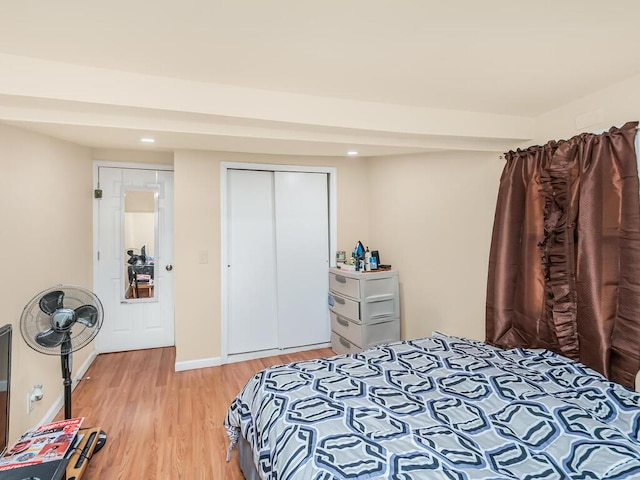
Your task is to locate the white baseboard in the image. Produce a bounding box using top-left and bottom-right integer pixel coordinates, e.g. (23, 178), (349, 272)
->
(175, 342), (331, 371)
(38, 349), (98, 426)
(174, 357), (221, 372)
(225, 342), (331, 364)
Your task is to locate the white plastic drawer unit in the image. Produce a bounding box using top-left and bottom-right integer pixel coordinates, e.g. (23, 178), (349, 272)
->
(329, 270), (398, 302)
(331, 311), (400, 349)
(361, 277), (398, 302)
(327, 295), (398, 325)
(328, 292), (360, 321)
(328, 267), (400, 355)
(331, 331), (359, 355)
(329, 272), (360, 300)
(361, 298), (398, 324)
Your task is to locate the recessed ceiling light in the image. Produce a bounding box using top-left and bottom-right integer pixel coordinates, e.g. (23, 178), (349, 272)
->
(140, 137), (155, 143)
(347, 151), (359, 156)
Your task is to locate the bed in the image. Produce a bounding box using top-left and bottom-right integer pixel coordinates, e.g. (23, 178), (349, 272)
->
(224, 333), (640, 479)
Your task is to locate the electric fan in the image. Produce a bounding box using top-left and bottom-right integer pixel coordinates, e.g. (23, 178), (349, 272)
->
(20, 285), (104, 420)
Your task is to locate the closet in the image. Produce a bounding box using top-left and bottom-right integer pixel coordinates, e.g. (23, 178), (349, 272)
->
(226, 168), (330, 356)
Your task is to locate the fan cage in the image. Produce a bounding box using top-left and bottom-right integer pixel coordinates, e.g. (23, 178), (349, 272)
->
(20, 284), (104, 356)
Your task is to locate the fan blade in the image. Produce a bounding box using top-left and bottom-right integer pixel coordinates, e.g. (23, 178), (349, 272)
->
(39, 291), (65, 315)
(75, 305), (98, 327)
(35, 329), (66, 348)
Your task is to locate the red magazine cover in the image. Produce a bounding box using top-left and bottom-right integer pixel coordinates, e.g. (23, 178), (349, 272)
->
(0, 417), (83, 471)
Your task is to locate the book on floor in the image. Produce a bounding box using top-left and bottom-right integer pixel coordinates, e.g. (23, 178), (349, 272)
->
(0, 417), (83, 471)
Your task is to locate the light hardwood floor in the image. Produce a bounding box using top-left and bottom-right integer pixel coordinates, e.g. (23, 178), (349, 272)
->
(65, 346), (333, 479)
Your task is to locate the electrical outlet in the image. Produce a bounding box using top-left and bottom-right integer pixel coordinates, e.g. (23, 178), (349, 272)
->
(26, 385), (43, 413)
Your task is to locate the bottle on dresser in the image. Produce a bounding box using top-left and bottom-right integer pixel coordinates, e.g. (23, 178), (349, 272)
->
(364, 247), (371, 271)
(369, 251), (378, 270)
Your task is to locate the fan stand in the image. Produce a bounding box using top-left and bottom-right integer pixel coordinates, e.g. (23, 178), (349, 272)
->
(61, 337), (108, 456)
(61, 337), (73, 419)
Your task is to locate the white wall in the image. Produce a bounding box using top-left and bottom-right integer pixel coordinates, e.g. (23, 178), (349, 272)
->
(124, 213), (155, 255)
(0, 123), (93, 443)
(534, 72), (640, 144)
(173, 150), (370, 363)
(92, 149), (173, 166)
(367, 151), (505, 341)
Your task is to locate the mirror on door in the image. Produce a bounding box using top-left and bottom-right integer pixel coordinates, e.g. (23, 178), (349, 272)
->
(122, 188), (158, 301)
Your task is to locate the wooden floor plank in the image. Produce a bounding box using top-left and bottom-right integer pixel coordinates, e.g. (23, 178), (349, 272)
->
(62, 347), (333, 479)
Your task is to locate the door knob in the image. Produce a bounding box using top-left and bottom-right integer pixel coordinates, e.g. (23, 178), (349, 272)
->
(166, 264), (173, 271)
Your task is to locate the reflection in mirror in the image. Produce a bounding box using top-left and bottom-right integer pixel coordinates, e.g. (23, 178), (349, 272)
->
(123, 189), (157, 301)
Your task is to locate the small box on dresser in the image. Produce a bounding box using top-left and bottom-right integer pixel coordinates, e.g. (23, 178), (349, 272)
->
(328, 267), (399, 354)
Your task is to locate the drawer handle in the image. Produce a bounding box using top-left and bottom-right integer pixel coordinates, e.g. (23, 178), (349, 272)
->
(333, 296), (346, 305)
(335, 275), (347, 283)
(370, 313), (390, 319)
(336, 316), (349, 327)
(339, 336), (351, 348)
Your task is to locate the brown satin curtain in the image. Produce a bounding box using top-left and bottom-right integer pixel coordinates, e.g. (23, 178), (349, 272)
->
(486, 121), (640, 389)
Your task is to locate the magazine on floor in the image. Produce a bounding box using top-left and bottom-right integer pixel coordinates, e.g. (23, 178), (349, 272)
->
(0, 417), (84, 471)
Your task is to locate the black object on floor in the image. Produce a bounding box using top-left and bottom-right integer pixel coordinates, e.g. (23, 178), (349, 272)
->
(0, 459), (67, 480)
(93, 430), (107, 454)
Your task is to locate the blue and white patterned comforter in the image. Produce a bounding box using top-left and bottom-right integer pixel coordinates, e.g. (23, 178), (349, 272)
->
(224, 333), (640, 479)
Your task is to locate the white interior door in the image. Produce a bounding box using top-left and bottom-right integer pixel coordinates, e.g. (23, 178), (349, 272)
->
(227, 170), (279, 355)
(275, 172), (330, 348)
(94, 166), (175, 352)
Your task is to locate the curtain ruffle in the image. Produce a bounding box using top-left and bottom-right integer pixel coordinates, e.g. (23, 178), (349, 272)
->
(538, 146), (579, 360)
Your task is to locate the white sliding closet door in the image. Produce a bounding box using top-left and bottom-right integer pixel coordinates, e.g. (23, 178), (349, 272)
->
(227, 168), (330, 356)
(275, 172), (330, 348)
(227, 170), (278, 355)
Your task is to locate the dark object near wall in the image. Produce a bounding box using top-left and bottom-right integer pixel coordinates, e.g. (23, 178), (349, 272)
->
(0, 325), (11, 458)
(0, 459), (67, 480)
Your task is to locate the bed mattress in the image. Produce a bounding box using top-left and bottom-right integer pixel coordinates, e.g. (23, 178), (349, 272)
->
(225, 333), (640, 479)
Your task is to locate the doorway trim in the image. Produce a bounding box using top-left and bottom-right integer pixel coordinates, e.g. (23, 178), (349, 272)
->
(220, 161), (337, 364)
(92, 160), (174, 353)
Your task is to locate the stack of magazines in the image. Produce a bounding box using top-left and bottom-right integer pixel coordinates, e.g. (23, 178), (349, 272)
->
(0, 417), (83, 473)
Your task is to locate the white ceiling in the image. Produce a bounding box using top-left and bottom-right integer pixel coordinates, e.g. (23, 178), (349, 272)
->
(0, 0), (639, 156)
